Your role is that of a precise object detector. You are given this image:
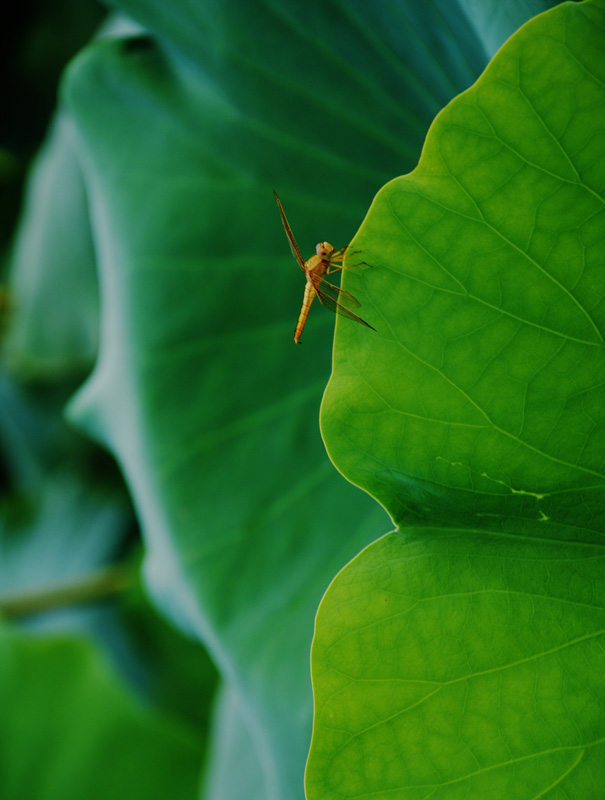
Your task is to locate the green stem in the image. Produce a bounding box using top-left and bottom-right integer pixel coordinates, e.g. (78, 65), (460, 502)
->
(0, 563), (134, 619)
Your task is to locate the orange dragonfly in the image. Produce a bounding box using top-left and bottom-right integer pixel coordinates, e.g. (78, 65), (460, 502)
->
(274, 191), (376, 343)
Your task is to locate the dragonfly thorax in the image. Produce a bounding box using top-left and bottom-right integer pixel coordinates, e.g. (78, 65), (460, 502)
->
(315, 241), (334, 258)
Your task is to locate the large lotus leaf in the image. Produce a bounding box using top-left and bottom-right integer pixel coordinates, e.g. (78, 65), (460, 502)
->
(309, 2), (605, 797)
(307, 531), (605, 799)
(58, 4), (498, 797)
(0, 626), (203, 800)
(322, 0), (605, 532)
(105, 0), (490, 121)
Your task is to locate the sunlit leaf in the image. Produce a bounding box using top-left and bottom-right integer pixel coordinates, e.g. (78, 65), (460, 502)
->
(309, 2), (605, 796)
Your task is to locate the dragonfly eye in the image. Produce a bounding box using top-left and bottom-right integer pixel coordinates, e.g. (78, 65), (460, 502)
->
(316, 242), (334, 257)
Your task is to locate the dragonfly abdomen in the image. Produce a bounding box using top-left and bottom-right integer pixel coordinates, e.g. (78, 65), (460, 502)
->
(294, 281), (317, 343)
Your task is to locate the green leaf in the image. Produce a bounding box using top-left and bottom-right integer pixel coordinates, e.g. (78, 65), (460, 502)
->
(307, 531), (605, 799)
(309, 2), (605, 797)
(322, 0), (605, 532)
(58, 4), (497, 796)
(202, 683), (270, 799)
(0, 626), (203, 800)
(5, 114), (99, 378)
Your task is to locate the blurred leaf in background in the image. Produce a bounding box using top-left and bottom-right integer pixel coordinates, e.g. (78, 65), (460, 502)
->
(1, 4), (218, 798)
(4, 114), (99, 376)
(0, 625), (205, 800)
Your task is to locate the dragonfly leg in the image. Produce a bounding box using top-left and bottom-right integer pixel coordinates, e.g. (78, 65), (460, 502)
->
(327, 254), (370, 274)
(330, 246), (354, 262)
(330, 245), (370, 267)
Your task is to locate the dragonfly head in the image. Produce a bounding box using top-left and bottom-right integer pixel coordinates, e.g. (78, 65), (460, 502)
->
(316, 241), (334, 258)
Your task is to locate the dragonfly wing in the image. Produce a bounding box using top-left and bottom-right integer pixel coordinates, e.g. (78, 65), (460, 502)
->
(314, 278), (361, 308)
(273, 191), (306, 272)
(314, 277), (376, 331)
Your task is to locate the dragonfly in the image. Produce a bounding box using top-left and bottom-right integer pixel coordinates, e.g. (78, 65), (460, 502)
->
(274, 191), (376, 343)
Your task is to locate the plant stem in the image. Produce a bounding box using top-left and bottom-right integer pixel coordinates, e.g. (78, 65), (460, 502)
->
(0, 563), (134, 619)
